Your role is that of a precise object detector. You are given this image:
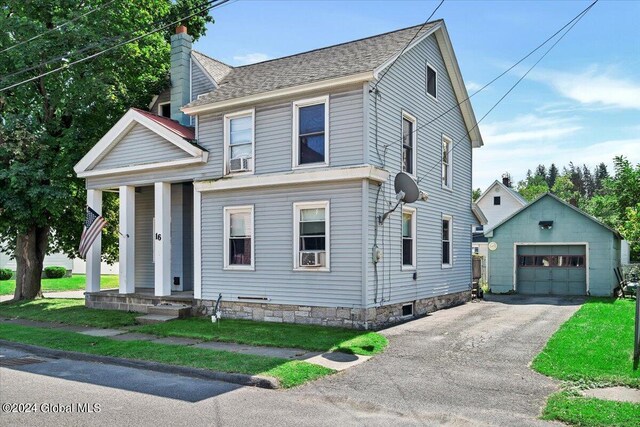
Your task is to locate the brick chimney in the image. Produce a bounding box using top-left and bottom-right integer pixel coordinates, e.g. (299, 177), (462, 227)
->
(502, 172), (511, 187)
(170, 25), (192, 126)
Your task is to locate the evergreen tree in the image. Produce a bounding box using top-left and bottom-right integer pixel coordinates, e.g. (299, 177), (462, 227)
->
(535, 164), (547, 181)
(547, 163), (559, 188)
(594, 162), (609, 194)
(582, 164), (594, 198)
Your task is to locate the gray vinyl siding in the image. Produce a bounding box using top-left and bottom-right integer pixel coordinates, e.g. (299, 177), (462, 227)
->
(191, 58), (216, 100)
(201, 181), (363, 307)
(365, 33), (473, 306)
(135, 186), (154, 288)
(93, 124), (188, 170)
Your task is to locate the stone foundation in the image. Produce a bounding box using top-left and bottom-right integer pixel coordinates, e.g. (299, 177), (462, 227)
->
(194, 290), (470, 330)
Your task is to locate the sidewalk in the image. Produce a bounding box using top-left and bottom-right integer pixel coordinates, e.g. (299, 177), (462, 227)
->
(0, 317), (370, 372)
(0, 289), (91, 303)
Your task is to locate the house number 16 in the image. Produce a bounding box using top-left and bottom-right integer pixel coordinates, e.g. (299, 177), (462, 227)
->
(155, 233), (162, 241)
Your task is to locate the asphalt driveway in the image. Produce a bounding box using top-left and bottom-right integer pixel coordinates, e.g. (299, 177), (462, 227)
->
(1, 295), (583, 426)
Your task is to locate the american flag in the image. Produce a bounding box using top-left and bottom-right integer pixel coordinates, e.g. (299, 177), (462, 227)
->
(79, 206), (107, 258)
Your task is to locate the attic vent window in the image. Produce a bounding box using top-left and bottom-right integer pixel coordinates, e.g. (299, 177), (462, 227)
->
(159, 102), (171, 118)
(426, 64), (437, 99)
(539, 221), (553, 230)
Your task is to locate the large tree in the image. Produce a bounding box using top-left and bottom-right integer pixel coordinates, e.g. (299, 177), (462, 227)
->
(0, 1), (212, 300)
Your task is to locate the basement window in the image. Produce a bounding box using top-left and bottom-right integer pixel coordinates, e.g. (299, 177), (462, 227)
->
(402, 303), (414, 317)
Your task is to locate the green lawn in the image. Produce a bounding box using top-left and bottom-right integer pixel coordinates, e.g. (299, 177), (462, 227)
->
(0, 298), (138, 328)
(0, 323), (333, 388)
(542, 391), (640, 427)
(134, 317), (388, 355)
(0, 274), (118, 295)
(532, 298), (640, 426)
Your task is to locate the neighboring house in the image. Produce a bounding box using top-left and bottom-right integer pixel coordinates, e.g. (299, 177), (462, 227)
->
(472, 174), (526, 282)
(0, 252), (118, 276)
(485, 193), (622, 296)
(74, 21), (483, 328)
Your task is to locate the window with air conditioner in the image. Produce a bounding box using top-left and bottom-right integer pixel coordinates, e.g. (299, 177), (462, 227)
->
(224, 109), (254, 174)
(223, 206), (254, 270)
(293, 96), (329, 168)
(293, 201), (329, 270)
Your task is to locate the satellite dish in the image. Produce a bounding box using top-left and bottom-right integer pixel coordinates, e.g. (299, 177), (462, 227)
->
(395, 172), (420, 204)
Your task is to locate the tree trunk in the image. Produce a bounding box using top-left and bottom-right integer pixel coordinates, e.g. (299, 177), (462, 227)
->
(13, 225), (49, 300)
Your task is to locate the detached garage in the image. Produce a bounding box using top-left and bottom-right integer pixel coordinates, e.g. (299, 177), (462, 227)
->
(485, 193), (622, 296)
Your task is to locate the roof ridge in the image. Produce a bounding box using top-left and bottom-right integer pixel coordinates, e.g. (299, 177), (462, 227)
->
(231, 20), (441, 69)
(192, 49), (233, 69)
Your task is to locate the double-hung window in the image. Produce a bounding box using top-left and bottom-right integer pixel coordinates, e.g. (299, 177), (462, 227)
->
(293, 96), (329, 167)
(402, 111), (417, 175)
(442, 135), (452, 189)
(442, 215), (452, 267)
(223, 206), (254, 270)
(224, 109), (254, 174)
(293, 201), (330, 270)
(402, 207), (416, 269)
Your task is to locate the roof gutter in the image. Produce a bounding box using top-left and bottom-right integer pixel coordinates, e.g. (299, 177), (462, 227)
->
(182, 71), (374, 115)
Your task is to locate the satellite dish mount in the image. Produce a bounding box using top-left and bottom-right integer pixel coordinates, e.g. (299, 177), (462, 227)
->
(378, 172), (423, 224)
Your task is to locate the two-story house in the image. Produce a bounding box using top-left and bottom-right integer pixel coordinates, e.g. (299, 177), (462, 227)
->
(74, 20), (483, 329)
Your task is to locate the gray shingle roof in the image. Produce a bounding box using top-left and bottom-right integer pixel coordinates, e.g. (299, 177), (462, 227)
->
(186, 22), (439, 108)
(191, 51), (233, 84)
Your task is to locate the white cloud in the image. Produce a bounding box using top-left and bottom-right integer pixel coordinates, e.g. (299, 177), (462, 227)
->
(465, 81), (483, 92)
(473, 138), (640, 190)
(530, 66), (640, 110)
(232, 52), (270, 66)
(480, 114), (581, 145)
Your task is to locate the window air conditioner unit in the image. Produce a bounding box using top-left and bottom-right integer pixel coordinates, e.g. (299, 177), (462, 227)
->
(300, 251), (325, 267)
(229, 157), (250, 173)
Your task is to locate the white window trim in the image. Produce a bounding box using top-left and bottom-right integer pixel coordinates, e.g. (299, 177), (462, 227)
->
(157, 101), (171, 117)
(426, 62), (438, 101)
(223, 205), (255, 271)
(402, 206), (417, 271)
(401, 111), (417, 178)
(223, 108), (255, 176)
(441, 134), (453, 191)
(292, 95), (329, 170)
(293, 201), (330, 271)
(442, 214), (453, 268)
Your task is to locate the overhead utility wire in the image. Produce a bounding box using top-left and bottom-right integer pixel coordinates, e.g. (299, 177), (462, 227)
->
(1, 0), (224, 83)
(416, 0), (598, 185)
(372, 0), (444, 91)
(0, 0), (230, 93)
(0, 0), (118, 54)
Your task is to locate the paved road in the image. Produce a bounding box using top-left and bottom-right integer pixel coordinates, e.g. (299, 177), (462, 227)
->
(0, 295), (582, 426)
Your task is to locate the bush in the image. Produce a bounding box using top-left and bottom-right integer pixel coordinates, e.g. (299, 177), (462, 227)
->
(43, 266), (67, 279)
(0, 269), (12, 280)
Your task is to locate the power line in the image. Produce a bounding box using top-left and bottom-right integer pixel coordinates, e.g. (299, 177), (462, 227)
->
(1, 0), (229, 84)
(0, 0), (118, 54)
(416, 0), (598, 185)
(372, 0), (444, 91)
(0, 0), (230, 93)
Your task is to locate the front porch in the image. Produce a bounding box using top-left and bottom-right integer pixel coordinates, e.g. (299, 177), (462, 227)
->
(86, 288), (195, 314)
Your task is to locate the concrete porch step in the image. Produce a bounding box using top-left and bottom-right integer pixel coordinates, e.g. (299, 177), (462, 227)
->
(147, 304), (192, 318)
(135, 314), (179, 325)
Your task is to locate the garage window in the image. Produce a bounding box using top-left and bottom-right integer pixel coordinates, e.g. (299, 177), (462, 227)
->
(518, 255), (584, 268)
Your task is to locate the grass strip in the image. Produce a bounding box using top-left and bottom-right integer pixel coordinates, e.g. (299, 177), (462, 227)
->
(0, 323), (333, 388)
(0, 274), (118, 295)
(531, 298), (640, 388)
(542, 391), (640, 427)
(134, 317), (388, 355)
(0, 298), (138, 328)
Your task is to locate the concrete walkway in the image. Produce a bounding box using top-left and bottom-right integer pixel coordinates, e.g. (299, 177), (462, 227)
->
(0, 317), (370, 371)
(0, 289), (95, 302)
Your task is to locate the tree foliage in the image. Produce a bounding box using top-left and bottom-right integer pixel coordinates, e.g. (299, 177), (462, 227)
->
(0, 0), (212, 299)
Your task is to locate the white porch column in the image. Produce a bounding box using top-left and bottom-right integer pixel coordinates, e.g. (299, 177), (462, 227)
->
(119, 186), (135, 294)
(193, 189), (202, 299)
(154, 182), (172, 296)
(86, 189), (102, 293)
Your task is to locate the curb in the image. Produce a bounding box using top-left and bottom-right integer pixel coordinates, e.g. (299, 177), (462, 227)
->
(0, 339), (280, 389)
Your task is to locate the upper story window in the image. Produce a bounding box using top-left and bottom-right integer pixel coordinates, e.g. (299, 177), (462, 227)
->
(402, 111), (417, 176)
(293, 201), (330, 270)
(442, 135), (452, 189)
(223, 206), (254, 270)
(442, 215), (452, 267)
(293, 96), (329, 168)
(158, 102), (171, 118)
(402, 207), (416, 269)
(426, 64), (437, 99)
(224, 109), (254, 174)
(493, 196), (501, 205)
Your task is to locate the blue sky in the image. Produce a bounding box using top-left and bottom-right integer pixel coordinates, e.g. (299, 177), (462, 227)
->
(194, 0), (640, 190)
